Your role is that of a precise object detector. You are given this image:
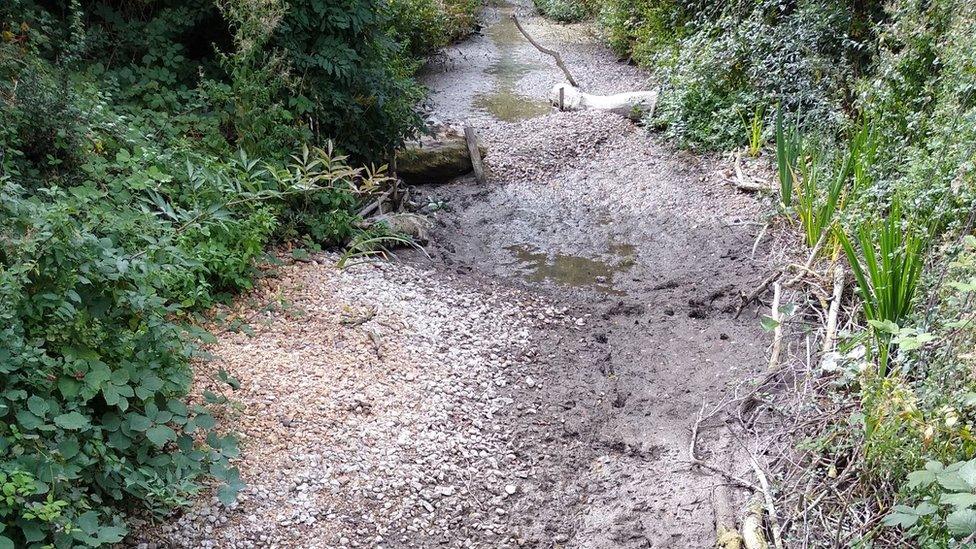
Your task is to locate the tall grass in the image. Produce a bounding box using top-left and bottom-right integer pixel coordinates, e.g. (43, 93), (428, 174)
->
(837, 197), (929, 375)
(775, 104), (801, 209)
(743, 105), (765, 157)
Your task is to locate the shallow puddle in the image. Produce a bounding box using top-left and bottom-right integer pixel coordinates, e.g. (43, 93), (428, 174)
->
(505, 243), (635, 294)
(473, 6), (551, 122)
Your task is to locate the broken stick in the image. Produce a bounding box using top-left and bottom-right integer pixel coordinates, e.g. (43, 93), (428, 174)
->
(510, 14), (579, 87)
(822, 265), (844, 356)
(732, 151), (767, 193)
(767, 281), (783, 371)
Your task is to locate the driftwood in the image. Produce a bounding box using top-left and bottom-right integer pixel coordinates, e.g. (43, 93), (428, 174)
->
(463, 126), (486, 184)
(510, 14), (578, 87)
(741, 497), (770, 549)
(549, 83), (658, 120)
(714, 484), (743, 549)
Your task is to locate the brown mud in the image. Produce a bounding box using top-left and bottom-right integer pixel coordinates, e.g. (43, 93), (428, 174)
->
(408, 1), (774, 546)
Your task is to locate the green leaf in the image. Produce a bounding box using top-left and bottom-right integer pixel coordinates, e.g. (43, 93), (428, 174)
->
(27, 396), (49, 417)
(939, 472), (972, 492)
(0, 535), (12, 549)
(59, 437), (81, 460)
(948, 508), (976, 536)
(193, 413), (216, 430)
(54, 412), (91, 430)
(959, 459), (976, 490)
(760, 315), (780, 332)
(128, 414), (152, 432)
(146, 425), (176, 447)
(906, 469), (937, 489)
(942, 493), (976, 509)
(883, 505), (921, 529)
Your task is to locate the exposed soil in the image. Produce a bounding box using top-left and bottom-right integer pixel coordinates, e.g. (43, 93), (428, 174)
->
(143, 2), (776, 548)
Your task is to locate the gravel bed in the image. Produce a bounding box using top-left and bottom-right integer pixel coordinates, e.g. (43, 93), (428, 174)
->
(134, 257), (582, 548)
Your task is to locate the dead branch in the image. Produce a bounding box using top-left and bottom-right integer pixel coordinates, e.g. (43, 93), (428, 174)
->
(742, 496), (770, 549)
(822, 265), (844, 356)
(687, 398), (760, 491)
(768, 281), (783, 371)
(714, 483), (744, 549)
(749, 453), (785, 549)
(736, 270), (783, 318)
(732, 151), (767, 192)
(510, 15), (579, 87)
(785, 230), (828, 287)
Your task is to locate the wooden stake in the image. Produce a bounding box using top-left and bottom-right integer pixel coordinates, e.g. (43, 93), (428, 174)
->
(559, 86), (565, 111)
(463, 126), (486, 184)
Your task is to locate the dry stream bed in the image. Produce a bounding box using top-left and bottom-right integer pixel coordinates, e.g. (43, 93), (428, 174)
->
(141, 2), (777, 547)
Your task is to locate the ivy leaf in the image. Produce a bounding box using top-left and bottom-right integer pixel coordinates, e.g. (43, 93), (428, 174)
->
(146, 425), (176, 447)
(53, 412), (90, 431)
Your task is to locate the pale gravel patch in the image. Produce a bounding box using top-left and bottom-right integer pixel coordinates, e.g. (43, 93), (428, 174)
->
(136, 256), (577, 548)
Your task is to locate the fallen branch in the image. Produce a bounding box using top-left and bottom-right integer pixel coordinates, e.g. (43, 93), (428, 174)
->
(735, 270), (783, 318)
(510, 14), (579, 87)
(714, 484), (743, 549)
(741, 496), (769, 549)
(822, 265), (844, 356)
(767, 282), (783, 371)
(749, 453), (784, 549)
(357, 187), (395, 218)
(732, 152), (767, 192)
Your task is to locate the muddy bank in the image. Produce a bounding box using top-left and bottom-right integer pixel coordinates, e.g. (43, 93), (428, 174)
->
(411, 1), (773, 546)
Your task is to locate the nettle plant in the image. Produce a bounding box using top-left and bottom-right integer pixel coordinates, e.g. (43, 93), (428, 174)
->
(885, 459), (976, 541)
(0, 180), (244, 547)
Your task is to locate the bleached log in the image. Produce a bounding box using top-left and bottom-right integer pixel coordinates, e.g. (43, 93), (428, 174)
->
(549, 83), (659, 120)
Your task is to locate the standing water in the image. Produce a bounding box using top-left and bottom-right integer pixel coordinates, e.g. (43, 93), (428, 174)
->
(473, 5), (552, 121)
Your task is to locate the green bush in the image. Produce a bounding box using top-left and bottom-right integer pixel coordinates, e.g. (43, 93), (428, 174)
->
(274, 0), (425, 160)
(0, 0), (437, 544)
(602, 0), (885, 150)
(388, 0), (477, 56)
(0, 179), (242, 547)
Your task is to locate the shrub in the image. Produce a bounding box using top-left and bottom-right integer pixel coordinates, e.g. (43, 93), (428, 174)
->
(0, 180), (242, 547)
(274, 0), (425, 160)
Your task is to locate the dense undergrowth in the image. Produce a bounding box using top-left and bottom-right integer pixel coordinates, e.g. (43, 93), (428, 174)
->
(535, 0), (976, 545)
(0, 0), (473, 546)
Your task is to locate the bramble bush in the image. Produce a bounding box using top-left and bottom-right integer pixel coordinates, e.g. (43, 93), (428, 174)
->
(1, 0), (453, 545)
